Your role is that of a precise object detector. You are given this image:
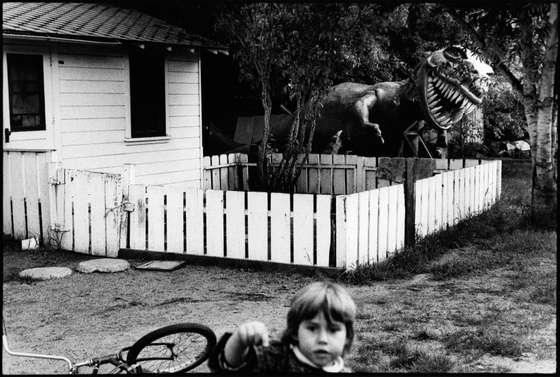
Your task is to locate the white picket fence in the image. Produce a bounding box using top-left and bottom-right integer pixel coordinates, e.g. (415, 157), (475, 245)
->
(4, 149), (501, 270)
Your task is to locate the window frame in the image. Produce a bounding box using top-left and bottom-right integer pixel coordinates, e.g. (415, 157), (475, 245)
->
(125, 49), (169, 142)
(6, 53), (47, 132)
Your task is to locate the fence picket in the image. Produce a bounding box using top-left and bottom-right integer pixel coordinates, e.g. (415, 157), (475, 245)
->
(368, 189), (379, 264)
(211, 156), (220, 190)
(387, 186), (398, 256)
(165, 186), (184, 253)
(90, 173), (106, 255)
(396, 184), (405, 251)
(332, 155), (346, 195)
(185, 188), (204, 254)
(335, 196), (347, 268)
(226, 190), (245, 259)
(445, 172), (454, 228)
(270, 193), (291, 264)
(307, 154), (320, 194)
(345, 155), (357, 194)
(10, 153), (26, 239)
(206, 190), (224, 257)
(433, 174), (443, 232)
(220, 154), (229, 190)
(293, 194), (314, 266)
(38, 153), (52, 244)
(320, 155), (333, 194)
(61, 170), (75, 251)
(449, 159), (463, 170)
(146, 186), (165, 251)
(203, 156), (211, 190)
(377, 187), (389, 262)
(364, 158), (377, 191)
(357, 191), (370, 265)
(23, 153), (41, 241)
(3, 153), (12, 236)
(344, 193), (359, 269)
(129, 184), (147, 250)
(73, 171), (90, 253)
(315, 195), (331, 267)
(247, 192), (268, 261)
(105, 174), (122, 257)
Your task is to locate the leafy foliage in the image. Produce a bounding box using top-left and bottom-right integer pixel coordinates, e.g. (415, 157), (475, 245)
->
(482, 79), (527, 142)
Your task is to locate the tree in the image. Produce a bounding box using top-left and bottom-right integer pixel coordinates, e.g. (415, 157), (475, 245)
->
(216, 3), (395, 192)
(442, 3), (558, 221)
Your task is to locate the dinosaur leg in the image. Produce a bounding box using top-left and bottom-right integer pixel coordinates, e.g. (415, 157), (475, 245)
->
(353, 94), (384, 144)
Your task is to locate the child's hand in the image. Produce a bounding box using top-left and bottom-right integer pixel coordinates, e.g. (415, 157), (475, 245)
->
(236, 321), (270, 348)
(224, 321), (270, 367)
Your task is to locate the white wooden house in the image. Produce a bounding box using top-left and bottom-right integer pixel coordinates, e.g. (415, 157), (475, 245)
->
(2, 2), (227, 187)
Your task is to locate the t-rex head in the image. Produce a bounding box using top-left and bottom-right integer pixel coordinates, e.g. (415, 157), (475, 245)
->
(415, 46), (488, 130)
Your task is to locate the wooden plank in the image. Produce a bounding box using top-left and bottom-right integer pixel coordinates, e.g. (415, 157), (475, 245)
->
(3, 153), (12, 236)
(364, 157), (377, 190)
(377, 187), (389, 262)
(345, 155), (357, 194)
(205, 190), (224, 257)
(105, 175), (122, 257)
(240, 154), (250, 190)
(203, 156), (211, 190)
(72, 171), (90, 253)
(315, 195), (331, 267)
(335, 196), (347, 268)
(457, 169), (466, 222)
(23, 153), (41, 240)
(220, 154), (229, 190)
(332, 155), (346, 195)
(211, 155), (220, 190)
(146, 186), (165, 251)
(293, 194), (314, 266)
(497, 160), (502, 199)
(307, 154), (320, 194)
(386, 186), (398, 256)
(355, 157), (365, 192)
(270, 193), (291, 264)
(418, 178), (430, 238)
(433, 174), (443, 232)
(227, 154), (238, 191)
(368, 189), (379, 264)
(61, 170), (75, 250)
(469, 167), (476, 216)
(37, 152), (52, 244)
(395, 184), (405, 252)
(10, 153), (27, 239)
(344, 193), (359, 269)
(449, 159), (463, 170)
(247, 191), (268, 261)
(444, 172), (454, 229)
(435, 158), (449, 171)
(129, 184), (147, 250)
(89, 173), (106, 256)
(185, 188), (204, 254)
(226, 190), (245, 259)
(465, 159), (478, 168)
(357, 191), (370, 266)
(165, 186), (184, 253)
(320, 154), (333, 194)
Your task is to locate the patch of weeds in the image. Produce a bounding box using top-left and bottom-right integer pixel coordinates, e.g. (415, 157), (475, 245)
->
(409, 352), (455, 372)
(382, 322), (402, 332)
(412, 327), (441, 341)
(444, 328), (525, 358)
(510, 268), (557, 305)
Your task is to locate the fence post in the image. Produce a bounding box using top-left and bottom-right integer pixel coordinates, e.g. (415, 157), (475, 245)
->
(47, 160), (64, 231)
(120, 164), (135, 249)
(404, 158), (416, 248)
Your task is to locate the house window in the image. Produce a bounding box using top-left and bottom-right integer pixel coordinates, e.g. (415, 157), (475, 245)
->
(7, 54), (46, 132)
(129, 51), (166, 138)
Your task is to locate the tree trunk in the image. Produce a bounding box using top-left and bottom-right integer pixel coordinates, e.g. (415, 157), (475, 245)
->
(531, 3), (558, 219)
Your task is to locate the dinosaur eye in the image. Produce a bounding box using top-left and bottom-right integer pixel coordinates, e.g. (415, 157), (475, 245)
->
(443, 46), (466, 62)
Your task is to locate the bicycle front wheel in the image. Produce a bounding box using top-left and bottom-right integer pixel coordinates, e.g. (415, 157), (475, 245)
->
(126, 323), (216, 373)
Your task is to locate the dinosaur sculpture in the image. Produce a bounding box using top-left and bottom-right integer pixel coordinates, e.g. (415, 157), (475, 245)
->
(313, 46), (487, 157)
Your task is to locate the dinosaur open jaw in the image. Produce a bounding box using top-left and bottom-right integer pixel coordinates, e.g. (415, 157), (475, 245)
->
(423, 70), (482, 130)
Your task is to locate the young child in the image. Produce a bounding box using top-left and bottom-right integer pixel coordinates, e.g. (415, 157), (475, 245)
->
(208, 281), (357, 373)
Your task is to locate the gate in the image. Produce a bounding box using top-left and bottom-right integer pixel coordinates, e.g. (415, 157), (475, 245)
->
(50, 168), (126, 257)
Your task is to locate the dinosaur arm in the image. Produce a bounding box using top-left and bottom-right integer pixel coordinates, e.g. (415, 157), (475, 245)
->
(353, 92), (385, 143)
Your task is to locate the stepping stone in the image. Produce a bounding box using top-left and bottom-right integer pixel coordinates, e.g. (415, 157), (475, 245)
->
(135, 260), (186, 271)
(19, 267), (73, 281)
(76, 258), (130, 273)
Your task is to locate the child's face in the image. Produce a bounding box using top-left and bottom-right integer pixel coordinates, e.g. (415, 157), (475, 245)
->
(296, 311), (347, 367)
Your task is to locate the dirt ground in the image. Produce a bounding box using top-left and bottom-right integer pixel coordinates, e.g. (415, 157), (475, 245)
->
(2, 238), (556, 374)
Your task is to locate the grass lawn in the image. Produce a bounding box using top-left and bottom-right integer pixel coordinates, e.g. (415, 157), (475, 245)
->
(2, 159), (556, 373)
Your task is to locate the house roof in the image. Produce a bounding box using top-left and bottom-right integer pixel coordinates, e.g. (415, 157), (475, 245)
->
(2, 2), (225, 50)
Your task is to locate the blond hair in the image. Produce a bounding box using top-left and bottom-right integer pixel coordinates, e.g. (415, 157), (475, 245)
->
(281, 281), (356, 353)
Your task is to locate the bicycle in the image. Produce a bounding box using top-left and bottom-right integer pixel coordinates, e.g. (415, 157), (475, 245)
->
(3, 318), (216, 374)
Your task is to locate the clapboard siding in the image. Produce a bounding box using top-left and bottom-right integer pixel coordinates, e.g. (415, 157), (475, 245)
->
(54, 48), (203, 187)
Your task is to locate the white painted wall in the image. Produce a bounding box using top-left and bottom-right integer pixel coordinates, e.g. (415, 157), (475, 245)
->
(3, 40), (204, 188)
